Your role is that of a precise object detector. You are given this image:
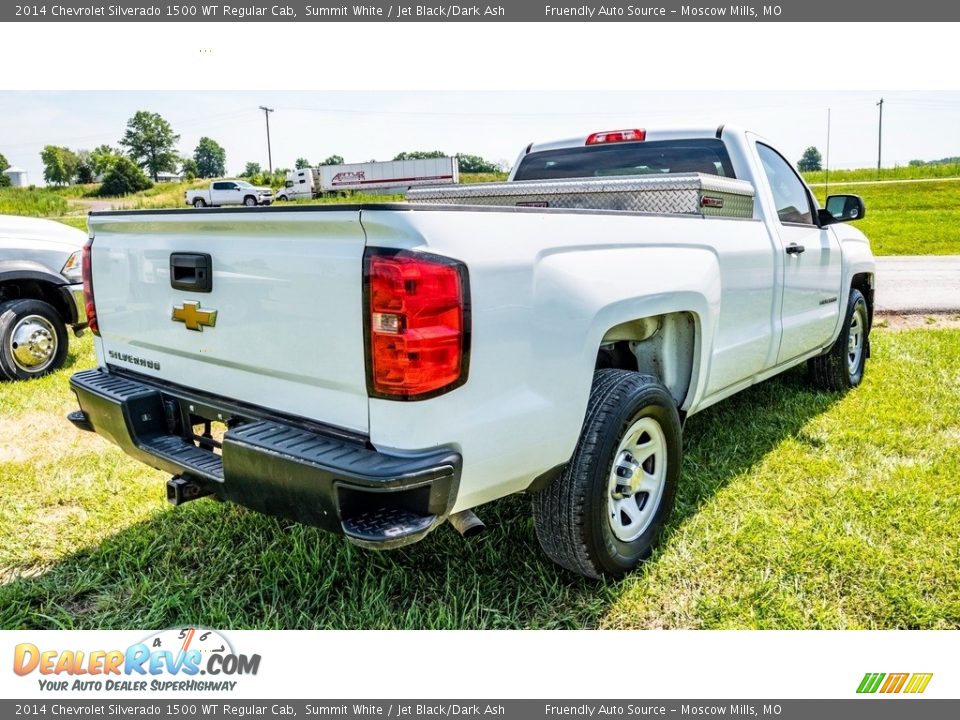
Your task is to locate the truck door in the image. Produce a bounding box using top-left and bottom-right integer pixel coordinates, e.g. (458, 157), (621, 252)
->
(210, 181), (233, 205)
(755, 143), (843, 364)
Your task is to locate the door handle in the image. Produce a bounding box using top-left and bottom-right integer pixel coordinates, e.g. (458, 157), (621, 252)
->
(170, 253), (213, 292)
(785, 243), (806, 255)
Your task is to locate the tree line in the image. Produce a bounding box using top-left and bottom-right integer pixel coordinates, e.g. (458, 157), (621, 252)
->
(10, 109), (505, 196)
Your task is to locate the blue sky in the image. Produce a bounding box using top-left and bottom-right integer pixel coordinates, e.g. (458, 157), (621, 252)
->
(2, 91), (959, 184)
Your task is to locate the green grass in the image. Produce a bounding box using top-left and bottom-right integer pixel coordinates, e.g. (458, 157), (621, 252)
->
(6, 169), (960, 255)
(803, 163), (960, 184)
(0, 187), (72, 218)
(1, 329), (958, 629)
(810, 179), (960, 255)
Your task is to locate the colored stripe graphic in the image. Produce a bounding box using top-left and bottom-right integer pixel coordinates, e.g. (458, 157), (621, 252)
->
(857, 673), (885, 693)
(857, 672), (932, 694)
(880, 673), (909, 693)
(903, 673), (934, 694)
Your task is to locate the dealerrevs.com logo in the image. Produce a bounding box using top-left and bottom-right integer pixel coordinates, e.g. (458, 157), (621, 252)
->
(13, 628), (261, 693)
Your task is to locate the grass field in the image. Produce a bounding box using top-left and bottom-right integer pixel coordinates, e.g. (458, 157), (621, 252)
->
(1, 328), (958, 629)
(810, 178), (960, 255)
(803, 162), (960, 184)
(3, 169), (959, 254)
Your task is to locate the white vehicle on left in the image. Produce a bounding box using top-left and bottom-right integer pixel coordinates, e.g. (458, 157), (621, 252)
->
(0, 215), (88, 380)
(185, 180), (273, 208)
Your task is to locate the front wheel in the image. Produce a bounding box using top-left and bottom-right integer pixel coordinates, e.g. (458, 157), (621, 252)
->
(0, 299), (69, 381)
(808, 288), (869, 391)
(532, 370), (682, 579)
(243, 196), (258, 207)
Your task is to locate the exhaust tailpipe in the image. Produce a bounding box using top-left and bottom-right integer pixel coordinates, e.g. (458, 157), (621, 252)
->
(448, 509), (486, 538)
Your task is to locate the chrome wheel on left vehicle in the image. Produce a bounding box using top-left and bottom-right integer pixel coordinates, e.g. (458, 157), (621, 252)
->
(0, 299), (70, 381)
(9, 314), (58, 373)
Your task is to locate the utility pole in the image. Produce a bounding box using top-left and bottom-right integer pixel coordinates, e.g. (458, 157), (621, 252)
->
(825, 107), (831, 202)
(876, 98), (884, 175)
(259, 105), (274, 173)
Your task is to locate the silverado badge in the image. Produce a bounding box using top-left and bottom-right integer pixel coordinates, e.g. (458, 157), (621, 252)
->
(172, 301), (218, 331)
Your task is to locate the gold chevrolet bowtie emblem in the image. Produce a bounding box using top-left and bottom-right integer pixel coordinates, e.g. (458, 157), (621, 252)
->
(172, 301), (218, 331)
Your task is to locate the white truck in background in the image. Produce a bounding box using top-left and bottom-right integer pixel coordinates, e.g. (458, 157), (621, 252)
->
(185, 180), (274, 208)
(70, 126), (875, 579)
(276, 157), (459, 200)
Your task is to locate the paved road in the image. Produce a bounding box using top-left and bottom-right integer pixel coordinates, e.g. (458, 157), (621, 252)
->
(67, 198), (134, 212)
(875, 256), (960, 313)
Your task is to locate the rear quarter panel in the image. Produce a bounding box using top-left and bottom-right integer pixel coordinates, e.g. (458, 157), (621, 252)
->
(361, 207), (774, 512)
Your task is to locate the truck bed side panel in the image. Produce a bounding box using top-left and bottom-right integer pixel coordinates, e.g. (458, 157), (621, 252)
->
(361, 208), (776, 512)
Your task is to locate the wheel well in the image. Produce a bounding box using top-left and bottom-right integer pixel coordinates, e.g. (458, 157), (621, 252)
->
(0, 279), (72, 324)
(851, 272), (875, 328)
(595, 312), (697, 407)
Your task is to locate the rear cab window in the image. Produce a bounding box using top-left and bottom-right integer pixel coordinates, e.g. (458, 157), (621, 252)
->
(513, 139), (737, 181)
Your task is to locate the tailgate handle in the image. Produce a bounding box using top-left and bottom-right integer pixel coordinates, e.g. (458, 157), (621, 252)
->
(170, 253), (213, 293)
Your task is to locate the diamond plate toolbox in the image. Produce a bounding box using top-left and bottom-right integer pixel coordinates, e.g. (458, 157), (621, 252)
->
(406, 173), (755, 218)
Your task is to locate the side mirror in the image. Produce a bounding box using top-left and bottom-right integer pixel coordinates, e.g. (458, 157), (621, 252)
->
(822, 194), (866, 224)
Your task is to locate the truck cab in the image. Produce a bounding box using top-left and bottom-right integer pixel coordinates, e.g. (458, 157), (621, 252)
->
(276, 169), (320, 202)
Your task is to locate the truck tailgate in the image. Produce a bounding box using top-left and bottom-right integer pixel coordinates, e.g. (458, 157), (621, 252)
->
(88, 210), (369, 433)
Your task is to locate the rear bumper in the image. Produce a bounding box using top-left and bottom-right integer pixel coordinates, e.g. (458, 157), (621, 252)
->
(69, 368), (461, 548)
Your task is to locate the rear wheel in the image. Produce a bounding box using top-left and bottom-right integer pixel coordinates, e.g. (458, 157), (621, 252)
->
(193, 198), (206, 208)
(532, 370), (682, 579)
(0, 299), (69, 381)
(808, 288), (869, 391)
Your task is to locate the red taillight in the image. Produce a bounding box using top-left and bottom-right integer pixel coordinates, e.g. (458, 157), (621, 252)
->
(585, 128), (646, 145)
(364, 249), (469, 400)
(81, 239), (99, 336)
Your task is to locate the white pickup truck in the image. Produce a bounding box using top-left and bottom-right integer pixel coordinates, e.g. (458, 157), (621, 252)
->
(69, 126), (875, 578)
(185, 180), (273, 208)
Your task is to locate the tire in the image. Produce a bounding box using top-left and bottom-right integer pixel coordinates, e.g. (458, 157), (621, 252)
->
(193, 198), (206, 208)
(532, 370), (682, 579)
(808, 288), (869, 391)
(0, 299), (69, 381)
(243, 196), (257, 207)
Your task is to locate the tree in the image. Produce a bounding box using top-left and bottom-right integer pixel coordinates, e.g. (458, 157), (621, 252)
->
(295, 157), (311, 169)
(75, 150), (96, 184)
(393, 150), (446, 161)
(40, 145), (79, 186)
(99, 157), (152, 197)
(180, 157), (198, 180)
(242, 162), (261, 177)
(320, 155), (344, 166)
(797, 146), (823, 172)
(0, 152), (9, 187)
(119, 111), (180, 181)
(90, 145), (121, 177)
(193, 136), (227, 178)
(455, 153), (500, 173)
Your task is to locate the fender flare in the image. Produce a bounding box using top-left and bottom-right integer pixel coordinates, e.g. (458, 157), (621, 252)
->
(0, 261), (69, 288)
(0, 262), (79, 324)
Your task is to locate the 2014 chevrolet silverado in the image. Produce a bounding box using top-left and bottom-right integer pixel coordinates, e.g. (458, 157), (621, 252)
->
(68, 126), (875, 578)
